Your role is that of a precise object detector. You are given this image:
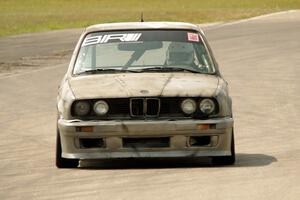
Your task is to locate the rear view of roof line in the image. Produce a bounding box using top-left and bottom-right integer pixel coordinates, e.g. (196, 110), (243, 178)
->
(85, 22), (201, 33)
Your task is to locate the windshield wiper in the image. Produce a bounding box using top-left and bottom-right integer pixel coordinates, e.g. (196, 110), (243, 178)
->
(139, 66), (201, 73)
(76, 66), (203, 75)
(76, 68), (141, 75)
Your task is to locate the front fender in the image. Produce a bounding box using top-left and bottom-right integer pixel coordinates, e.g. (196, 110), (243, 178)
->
(214, 78), (232, 117)
(57, 79), (75, 120)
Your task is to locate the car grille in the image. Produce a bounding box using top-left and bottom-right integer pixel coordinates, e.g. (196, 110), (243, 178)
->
(130, 98), (160, 117)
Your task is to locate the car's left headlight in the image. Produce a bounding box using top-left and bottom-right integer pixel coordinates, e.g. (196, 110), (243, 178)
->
(93, 100), (109, 115)
(199, 98), (215, 115)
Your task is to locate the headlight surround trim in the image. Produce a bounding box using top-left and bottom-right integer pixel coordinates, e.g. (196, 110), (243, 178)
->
(71, 97), (219, 119)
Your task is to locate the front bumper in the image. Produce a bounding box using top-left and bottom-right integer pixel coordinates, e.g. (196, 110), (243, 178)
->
(58, 117), (234, 159)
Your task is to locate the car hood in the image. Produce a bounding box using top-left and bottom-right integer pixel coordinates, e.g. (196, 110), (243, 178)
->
(68, 73), (219, 99)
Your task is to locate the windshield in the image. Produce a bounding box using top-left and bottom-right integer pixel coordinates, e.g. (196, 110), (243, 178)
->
(73, 30), (215, 75)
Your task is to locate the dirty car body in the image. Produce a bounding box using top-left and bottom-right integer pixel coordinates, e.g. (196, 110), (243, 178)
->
(56, 22), (235, 168)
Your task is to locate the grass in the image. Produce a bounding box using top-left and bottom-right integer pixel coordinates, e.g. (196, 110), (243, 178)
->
(0, 0), (299, 36)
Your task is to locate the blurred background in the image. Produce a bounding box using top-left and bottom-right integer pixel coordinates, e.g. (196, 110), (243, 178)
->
(1, 0), (300, 36)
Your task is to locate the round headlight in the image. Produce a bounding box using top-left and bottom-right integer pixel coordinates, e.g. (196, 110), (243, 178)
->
(93, 100), (109, 115)
(181, 99), (196, 114)
(199, 99), (215, 114)
(74, 101), (90, 116)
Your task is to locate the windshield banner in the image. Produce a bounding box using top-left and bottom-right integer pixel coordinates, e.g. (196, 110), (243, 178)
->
(82, 30), (202, 47)
(82, 33), (142, 47)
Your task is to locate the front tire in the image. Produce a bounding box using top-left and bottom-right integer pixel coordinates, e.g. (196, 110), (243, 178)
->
(212, 130), (235, 166)
(56, 130), (79, 168)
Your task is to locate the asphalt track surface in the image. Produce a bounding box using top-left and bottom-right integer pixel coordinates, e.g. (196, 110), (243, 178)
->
(0, 11), (300, 200)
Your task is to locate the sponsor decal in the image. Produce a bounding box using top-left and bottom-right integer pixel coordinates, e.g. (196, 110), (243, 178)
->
(82, 33), (142, 46)
(187, 32), (199, 42)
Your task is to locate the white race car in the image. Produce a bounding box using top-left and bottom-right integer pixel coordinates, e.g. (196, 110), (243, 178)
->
(56, 22), (235, 168)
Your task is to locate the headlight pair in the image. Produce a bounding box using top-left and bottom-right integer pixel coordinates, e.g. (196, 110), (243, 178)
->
(73, 100), (109, 116)
(181, 98), (216, 115)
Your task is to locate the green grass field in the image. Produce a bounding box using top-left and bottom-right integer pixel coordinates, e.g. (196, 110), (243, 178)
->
(0, 0), (299, 36)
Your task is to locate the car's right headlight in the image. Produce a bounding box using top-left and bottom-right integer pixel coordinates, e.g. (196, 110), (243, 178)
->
(199, 98), (215, 115)
(93, 100), (109, 116)
(181, 98), (197, 114)
(73, 101), (91, 116)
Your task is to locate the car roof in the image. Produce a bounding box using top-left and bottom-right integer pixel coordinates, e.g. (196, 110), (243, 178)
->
(85, 22), (202, 33)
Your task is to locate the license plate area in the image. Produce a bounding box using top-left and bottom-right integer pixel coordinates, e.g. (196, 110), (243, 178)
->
(122, 137), (170, 148)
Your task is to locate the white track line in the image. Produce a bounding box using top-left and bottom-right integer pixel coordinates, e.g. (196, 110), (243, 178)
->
(0, 63), (67, 80)
(206, 10), (298, 30)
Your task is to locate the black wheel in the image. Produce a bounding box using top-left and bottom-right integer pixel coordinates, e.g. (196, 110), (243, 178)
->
(56, 130), (79, 168)
(212, 130), (235, 166)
